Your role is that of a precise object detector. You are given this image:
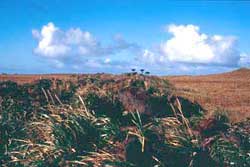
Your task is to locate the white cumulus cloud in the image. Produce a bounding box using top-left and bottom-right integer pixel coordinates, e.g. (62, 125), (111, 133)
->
(160, 24), (239, 66)
(32, 22), (71, 57)
(32, 22), (102, 58)
(32, 22), (139, 69)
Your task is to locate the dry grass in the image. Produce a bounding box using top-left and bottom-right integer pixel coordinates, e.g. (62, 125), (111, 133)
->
(0, 74), (78, 84)
(166, 68), (250, 122)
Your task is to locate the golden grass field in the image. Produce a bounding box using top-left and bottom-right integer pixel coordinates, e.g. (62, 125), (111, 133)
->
(166, 68), (250, 122)
(1, 68), (250, 122)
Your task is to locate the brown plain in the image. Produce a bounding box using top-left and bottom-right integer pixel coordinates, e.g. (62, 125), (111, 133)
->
(166, 68), (250, 122)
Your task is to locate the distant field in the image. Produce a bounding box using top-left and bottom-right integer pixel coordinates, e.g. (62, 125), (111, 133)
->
(1, 68), (250, 122)
(0, 74), (78, 84)
(166, 68), (250, 122)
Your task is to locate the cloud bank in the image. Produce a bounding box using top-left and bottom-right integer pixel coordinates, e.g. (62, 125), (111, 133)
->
(160, 24), (239, 66)
(32, 23), (250, 74)
(138, 24), (250, 74)
(32, 22), (139, 71)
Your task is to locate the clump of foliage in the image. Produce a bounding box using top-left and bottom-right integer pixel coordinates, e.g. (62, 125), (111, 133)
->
(147, 86), (160, 95)
(210, 137), (250, 166)
(0, 101), (125, 166)
(130, 79), (145, 90)
(200, 110), (230, 138)
(207, 117), (250, 166)
(84, 92), (126, 125)
(125, 105), (202, 167)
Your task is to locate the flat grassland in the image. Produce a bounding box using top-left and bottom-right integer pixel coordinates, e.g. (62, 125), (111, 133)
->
(0, 74), (77, 84)
(1, 68), (250, 122)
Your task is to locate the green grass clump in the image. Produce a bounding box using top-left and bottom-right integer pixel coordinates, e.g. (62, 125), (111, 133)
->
(210, 137), (250, 166)
(1, 103), (124, 166)
(84, 92), (126, 125)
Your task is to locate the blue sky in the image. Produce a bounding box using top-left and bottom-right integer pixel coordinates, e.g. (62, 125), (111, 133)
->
(0, 0), (250, 75)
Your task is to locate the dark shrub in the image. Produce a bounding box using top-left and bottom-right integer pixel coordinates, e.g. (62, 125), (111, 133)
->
(178, 97), (204, 118)
(85, 92), (125, 125)
(147, 86), (160, 95)
(130, 80), (145, 89)
(200, 110), (230, 137)
(125, 138), (154, 167)
(210, 137), (250, 166)
(35, 79), (52, 89)
(146, 95), (173, 117)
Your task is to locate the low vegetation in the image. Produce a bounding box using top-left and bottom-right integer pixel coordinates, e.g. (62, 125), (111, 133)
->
(167, 68), (250, 122)
(1, 72), (250, 166)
